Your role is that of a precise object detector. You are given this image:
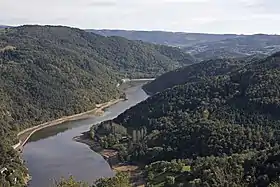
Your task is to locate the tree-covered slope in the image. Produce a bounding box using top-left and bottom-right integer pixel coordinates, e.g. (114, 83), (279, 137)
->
(143, 54), (266, 95)
(115, 52), (280, 146)
(0, 25), (194, 186)
(1, 26), (194, 78)
(1, 26), (118, 135)
(92, 53), (280, 186)
(0, 25), (194, 133)
(143, 58), (247, 94)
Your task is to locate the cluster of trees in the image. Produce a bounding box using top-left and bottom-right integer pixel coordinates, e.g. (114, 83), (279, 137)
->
(145, 160), (191, 186)
(91, 52), (280, 186)
(0, 139), (28, 187)
(0, 25), (194, 186)
(54, 172), (131, 187)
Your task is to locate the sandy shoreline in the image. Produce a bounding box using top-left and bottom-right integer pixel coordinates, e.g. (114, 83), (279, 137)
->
(14, 98), (123, 150)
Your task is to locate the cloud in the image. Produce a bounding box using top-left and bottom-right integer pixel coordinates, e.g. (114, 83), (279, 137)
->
(87, 1), (118, 7)
(237, 0), (262, 6)
(1, 0), (280, 34)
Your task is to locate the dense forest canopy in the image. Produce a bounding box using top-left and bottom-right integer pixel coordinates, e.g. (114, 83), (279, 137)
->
(143, 55), (266, 95)
(54, 172), (131, 187)
(92, 53), (280, 186)
(0, 25), (194, 186)
(143, 58), (247, 95)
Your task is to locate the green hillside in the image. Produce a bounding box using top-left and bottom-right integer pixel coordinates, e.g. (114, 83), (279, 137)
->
(143, 54), (266, 95)
(0, 25), (194, 135)
(92, 53), (280, 186)
(143, 58), (246, 94)
(0, 25), (194, 186)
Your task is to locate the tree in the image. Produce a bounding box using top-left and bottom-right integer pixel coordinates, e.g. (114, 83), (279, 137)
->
(148, 172), (155, 181)
(54, 176), (89, 187)
(94, 172), (131, 187)
(165, 176), (175, 185)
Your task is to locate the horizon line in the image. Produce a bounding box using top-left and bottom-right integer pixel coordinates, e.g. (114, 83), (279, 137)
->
(1, 23), (280, 36)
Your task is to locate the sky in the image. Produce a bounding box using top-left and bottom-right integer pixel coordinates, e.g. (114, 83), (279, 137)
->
(1, 0), (280, 34)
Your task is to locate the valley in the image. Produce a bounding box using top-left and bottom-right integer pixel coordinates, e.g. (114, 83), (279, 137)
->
(0, 25), (192, 186)
(1, 25), (280, 187)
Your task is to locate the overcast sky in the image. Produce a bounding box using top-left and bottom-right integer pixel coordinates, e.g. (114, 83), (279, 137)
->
(1, 0), (280, 34)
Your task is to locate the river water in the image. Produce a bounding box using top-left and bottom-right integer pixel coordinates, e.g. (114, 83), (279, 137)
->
(22, 83), (148, 187)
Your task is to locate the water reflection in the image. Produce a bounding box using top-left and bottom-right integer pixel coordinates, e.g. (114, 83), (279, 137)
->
(28, 122), (73, 143)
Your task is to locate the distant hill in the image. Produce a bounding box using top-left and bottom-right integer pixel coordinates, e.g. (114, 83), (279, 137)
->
(0, 25), (10, 29)
(89, 29), (238, 47)
(184, 34), (280, 61)
(0, 25), (194, 186)
(89, 29), (280, 61)
(92, 52), (280, 186)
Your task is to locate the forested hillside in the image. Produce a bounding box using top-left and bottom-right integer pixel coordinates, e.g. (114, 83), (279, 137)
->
(143, 55), (265, 95)
(0, 25), (194, 186)
(92, 53), (280, 186)
(143, 58), (246, 94)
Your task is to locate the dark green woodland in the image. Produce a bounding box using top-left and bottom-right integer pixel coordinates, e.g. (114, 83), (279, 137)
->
(92, 52), (280, 187)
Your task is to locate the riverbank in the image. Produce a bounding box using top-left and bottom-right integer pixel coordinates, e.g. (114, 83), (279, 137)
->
(22, 81), (150, 187)
(15, 98), (123, 150)
(74, 133), (146, 187)
(72, 81), (151, 186)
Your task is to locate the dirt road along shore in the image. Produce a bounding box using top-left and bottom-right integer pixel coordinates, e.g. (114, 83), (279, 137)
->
(14, 99), (123, 150)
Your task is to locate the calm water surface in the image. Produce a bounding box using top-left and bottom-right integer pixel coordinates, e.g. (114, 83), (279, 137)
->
(23, 83), (148, 187)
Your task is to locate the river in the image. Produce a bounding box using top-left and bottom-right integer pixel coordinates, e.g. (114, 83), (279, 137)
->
(22, 82), (149, 187)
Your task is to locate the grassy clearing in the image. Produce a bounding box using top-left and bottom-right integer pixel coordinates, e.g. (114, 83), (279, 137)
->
(182, 165), (191, 172)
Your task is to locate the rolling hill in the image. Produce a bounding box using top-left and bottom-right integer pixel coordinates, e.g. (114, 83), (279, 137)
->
(90, 30), (280, 61)
(185, 34), (280, 61)
(90, 29), (238, 47)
